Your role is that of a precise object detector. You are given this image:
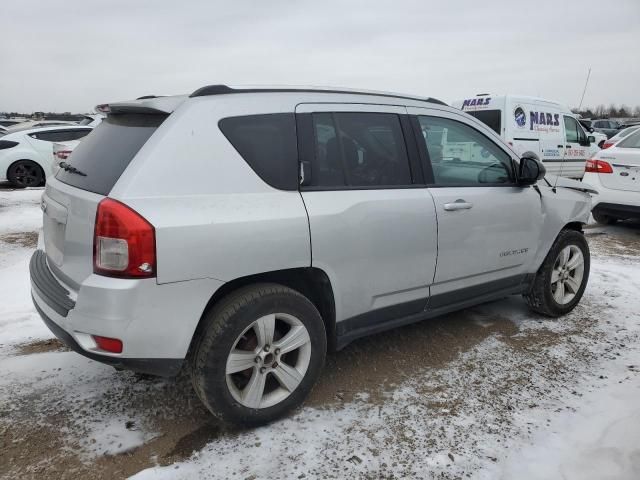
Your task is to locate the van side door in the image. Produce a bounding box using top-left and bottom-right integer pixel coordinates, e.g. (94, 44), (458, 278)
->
(406, 106), (542, 310)
(561, 115), (592, 179)
(295, 103), (438, 339)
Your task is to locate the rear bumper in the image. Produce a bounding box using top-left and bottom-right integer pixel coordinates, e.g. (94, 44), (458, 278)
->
(583, 172), (640, 218)
(29, 249), (224, 376)
(33, 295), (183, 376)
(593, 202), (640, 220)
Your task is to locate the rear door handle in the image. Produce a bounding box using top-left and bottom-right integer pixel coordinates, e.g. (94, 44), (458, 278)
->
(443, 200), (473, 211)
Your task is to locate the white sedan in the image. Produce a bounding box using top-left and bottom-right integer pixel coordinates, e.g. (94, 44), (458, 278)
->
(584, 129), (640, 224)
(0, 125), (92, 188)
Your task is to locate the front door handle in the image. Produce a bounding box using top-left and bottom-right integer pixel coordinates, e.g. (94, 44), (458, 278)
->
(557, 145), (564, 148)
(443, 200), (473, 211)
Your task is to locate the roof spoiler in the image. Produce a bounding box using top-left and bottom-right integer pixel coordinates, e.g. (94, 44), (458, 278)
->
(94, 95), (185, 115)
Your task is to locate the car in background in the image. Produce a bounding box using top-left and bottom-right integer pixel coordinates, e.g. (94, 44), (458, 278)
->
(0, 126), (92, 188)
(578, 119), (607, 148)
(451, 94), (599, 179)
(591, 119), (620, 138)
(0, 118), (26, 128)
(6, 120), (78, 133)
(584, 129), (640, 224)
(77, 114), (104, 127)
(602, 125), (640, 149)
(617, 120), (640, 130)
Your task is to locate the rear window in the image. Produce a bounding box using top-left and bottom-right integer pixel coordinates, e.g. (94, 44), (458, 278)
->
(56, 114), (166, 195)
(465, 109), (501, 135)
(617, 130), (640, 149)
(218, 113), (298, 190)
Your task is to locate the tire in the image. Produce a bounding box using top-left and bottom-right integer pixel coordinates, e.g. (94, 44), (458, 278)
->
(190, 283), (326, 427)
(592, 210), (617, 225)
(525, 229), (590, 317)
(7, 160), (44, 188)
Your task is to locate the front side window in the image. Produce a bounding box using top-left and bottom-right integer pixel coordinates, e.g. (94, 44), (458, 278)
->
(309, 112), (412, 188)
(564, 116), (579, 143)
(416, 116), (513, 185)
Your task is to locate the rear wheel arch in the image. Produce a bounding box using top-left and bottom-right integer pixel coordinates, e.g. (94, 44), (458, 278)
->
(188, 267), (337, 359)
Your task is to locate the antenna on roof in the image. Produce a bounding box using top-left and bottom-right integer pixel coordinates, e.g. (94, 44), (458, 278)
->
(578, 67), (591, 111)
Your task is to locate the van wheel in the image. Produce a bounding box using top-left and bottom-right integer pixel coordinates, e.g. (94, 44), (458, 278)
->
(7, 160), (44, 188)
(190, 284), (326, 427)
(524, 229), (590, 317)
(592, 211), (617, 225)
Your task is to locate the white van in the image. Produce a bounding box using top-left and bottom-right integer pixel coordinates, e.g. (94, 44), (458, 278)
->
(451, 94), (599, 179)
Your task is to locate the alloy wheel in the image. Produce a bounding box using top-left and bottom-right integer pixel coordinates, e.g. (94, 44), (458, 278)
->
(551, 245), (585, 305)
(225, 313), (311, 409)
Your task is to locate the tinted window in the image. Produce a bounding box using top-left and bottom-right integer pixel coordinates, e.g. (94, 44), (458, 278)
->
(309, 112), (411, 188)
(219, 113), (298, 190)
(564, 116), (582, 143)
(56, 114), (166, 195)
(416, 116), (513, 185)
(29, 129), (91, 142)
(465, 109), (501, 135)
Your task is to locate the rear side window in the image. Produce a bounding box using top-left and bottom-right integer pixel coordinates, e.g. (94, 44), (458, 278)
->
(56, 114), (166, 195)
(29, 129), (91, 142)
(465, 109), (501, 135)
(309, 112), (412, 188)
(219, 113), (298, 190)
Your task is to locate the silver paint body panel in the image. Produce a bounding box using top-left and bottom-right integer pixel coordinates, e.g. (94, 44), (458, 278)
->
(32, 89), (591, 363)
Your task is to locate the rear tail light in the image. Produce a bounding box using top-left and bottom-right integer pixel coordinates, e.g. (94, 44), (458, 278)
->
(92, 335), (123, 353)
(585, 159), (613, 174)
(93, 198), (156, 278)
(602, 141), (614, 149)
(55, 150), (73, 160)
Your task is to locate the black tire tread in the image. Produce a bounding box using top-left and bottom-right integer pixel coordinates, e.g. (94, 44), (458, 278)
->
(189, 283), (325, 426)
(524, 229), (590, 317)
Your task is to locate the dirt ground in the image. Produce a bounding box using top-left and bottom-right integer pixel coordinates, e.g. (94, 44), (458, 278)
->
(1, 220), (639, 480)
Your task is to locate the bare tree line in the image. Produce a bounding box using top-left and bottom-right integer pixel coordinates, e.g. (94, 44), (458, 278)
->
(572, 104), (640, 119)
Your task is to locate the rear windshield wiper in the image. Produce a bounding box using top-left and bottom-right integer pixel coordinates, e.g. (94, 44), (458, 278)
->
(59, 162), (87, 177)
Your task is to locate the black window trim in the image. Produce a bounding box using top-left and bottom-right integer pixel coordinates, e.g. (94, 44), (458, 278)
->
(410, 114), (519, 188)
(297, 111), (424, 192)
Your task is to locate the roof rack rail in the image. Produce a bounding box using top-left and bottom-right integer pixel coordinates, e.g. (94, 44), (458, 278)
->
(189, 84), (447, 106)
(136, 95), (161, 100)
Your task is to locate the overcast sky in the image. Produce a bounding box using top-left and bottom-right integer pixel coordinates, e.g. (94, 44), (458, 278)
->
(2, 0), (639, 113)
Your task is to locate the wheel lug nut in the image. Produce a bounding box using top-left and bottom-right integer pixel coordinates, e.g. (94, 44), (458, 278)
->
(275, 348), (280, 355)
(263, 345), (270, 352)
(254, 357), (260, 364)
(260, 367), (266, 374)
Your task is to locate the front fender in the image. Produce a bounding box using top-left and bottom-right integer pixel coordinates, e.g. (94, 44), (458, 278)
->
(531, 183), (591, 271)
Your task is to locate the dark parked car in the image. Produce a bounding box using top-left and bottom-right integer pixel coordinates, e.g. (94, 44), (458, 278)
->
(591, 119), (621, 138)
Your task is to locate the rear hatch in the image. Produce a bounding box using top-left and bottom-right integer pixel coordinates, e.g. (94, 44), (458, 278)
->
(599, 132), (640, 193)
(42, 111), (168, 289)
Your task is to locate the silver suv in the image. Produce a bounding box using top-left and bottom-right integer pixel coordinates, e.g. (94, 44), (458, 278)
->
(31, 85), (592, 426)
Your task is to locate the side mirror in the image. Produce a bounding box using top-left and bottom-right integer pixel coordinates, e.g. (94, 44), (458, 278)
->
(588, 135), (596, 144)
(518, 156), (546, 185)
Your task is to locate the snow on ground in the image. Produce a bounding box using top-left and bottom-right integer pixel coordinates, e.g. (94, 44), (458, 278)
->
(1, 187), (639, 479)
(0, 187), (52, 352)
